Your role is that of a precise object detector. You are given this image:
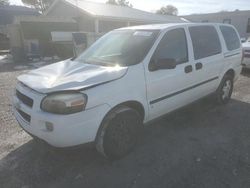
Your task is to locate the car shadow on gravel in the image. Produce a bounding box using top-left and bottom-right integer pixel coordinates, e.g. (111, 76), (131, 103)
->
(1, 98), (250, 188)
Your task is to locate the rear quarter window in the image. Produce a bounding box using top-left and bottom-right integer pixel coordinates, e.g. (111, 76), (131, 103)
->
(189, 25), (222, 60)
(220, 26), (240, 51)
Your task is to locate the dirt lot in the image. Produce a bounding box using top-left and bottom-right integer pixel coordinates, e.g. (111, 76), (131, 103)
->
(1, 58), (250, 188)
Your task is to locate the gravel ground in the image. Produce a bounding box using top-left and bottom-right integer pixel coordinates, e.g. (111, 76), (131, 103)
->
(1, 58), (250, 188)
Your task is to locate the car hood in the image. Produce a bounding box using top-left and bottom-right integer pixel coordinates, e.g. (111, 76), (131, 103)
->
(18, 59), (128, 93)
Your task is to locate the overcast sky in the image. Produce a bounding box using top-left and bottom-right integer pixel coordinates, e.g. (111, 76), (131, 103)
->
(9, 0), (250, 15)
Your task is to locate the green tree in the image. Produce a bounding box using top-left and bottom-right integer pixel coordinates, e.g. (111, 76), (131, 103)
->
(0, 0), (9, 5)
(21, 0), (54, 13)
(106, 0), (133, 7)
(156, 5), (178, 16)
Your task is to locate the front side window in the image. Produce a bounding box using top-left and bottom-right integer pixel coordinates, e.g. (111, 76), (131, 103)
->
(189, 25), (222, 60)
(220, 25), (240, 51)
(76, 30), (159, 67)
(153, 28), (188, 64)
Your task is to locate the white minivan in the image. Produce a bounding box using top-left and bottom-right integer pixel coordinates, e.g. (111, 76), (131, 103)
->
(13, 23), (242, 159)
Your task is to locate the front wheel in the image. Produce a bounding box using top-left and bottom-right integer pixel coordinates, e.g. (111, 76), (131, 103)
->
(216, 74), (234, 104)
(95, 106), (143, 160)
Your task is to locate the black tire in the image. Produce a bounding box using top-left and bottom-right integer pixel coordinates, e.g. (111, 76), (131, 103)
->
(96, 106), (143, 160)
(216, 74), (234, 104)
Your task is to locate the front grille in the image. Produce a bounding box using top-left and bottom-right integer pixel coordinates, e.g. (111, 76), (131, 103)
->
(16, 90), (33, 108)
(17, 109), (31, 123)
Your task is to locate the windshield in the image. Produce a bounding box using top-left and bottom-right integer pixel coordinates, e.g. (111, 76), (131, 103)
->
(76, 29), (159, 67)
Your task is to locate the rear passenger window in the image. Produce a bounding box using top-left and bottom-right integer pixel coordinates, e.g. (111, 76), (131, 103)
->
(189, 26), (222, 60)
(154, 28), (188, 64)
(220, 26), (240, 51)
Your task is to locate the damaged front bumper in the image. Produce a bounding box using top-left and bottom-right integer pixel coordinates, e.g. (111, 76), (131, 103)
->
(12, 82), (110, 147)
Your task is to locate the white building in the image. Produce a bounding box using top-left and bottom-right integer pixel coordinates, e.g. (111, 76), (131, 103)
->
(45, 0), (187, 34)
(184, 10), (250, 39)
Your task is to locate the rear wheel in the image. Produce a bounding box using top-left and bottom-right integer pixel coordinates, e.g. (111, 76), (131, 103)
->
(96, 106), (142, 160)
(216, 74), (233, 104)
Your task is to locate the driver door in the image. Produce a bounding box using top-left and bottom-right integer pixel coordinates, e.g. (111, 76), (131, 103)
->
(145, 27), (197, 120)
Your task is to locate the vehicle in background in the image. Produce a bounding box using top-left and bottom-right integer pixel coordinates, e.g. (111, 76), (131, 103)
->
(242, 37), (250, 69)
(13, 23), (242, 160)
(241, 38), (247, 43)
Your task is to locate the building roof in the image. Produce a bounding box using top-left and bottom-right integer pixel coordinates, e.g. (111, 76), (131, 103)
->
(0, 5), (39, 25)
(184, 10), (250, 18)
(13, 16), (76, 24)
(46, 0), (186, 23)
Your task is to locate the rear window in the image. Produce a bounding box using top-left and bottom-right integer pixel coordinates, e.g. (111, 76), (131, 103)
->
(220, 26), (240, 51)
(189, 26), (222, 60)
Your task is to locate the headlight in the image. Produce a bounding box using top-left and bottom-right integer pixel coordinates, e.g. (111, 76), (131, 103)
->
(41, 92), (87, 114)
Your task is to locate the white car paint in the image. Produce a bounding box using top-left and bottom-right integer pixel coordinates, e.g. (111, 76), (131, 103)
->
(13, 23), (242, 147)
(18, 59), (128, 93)
(242, 40), (250, 68)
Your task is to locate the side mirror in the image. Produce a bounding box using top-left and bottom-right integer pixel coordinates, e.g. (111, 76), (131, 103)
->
(149, 58), (177, 71)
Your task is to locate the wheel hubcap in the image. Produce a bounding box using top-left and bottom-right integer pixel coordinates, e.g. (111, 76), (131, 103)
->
(222, 80), (231, 100)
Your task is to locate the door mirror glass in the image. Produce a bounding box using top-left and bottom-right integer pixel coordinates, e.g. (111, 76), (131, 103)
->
(149, 58), (177, 71)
